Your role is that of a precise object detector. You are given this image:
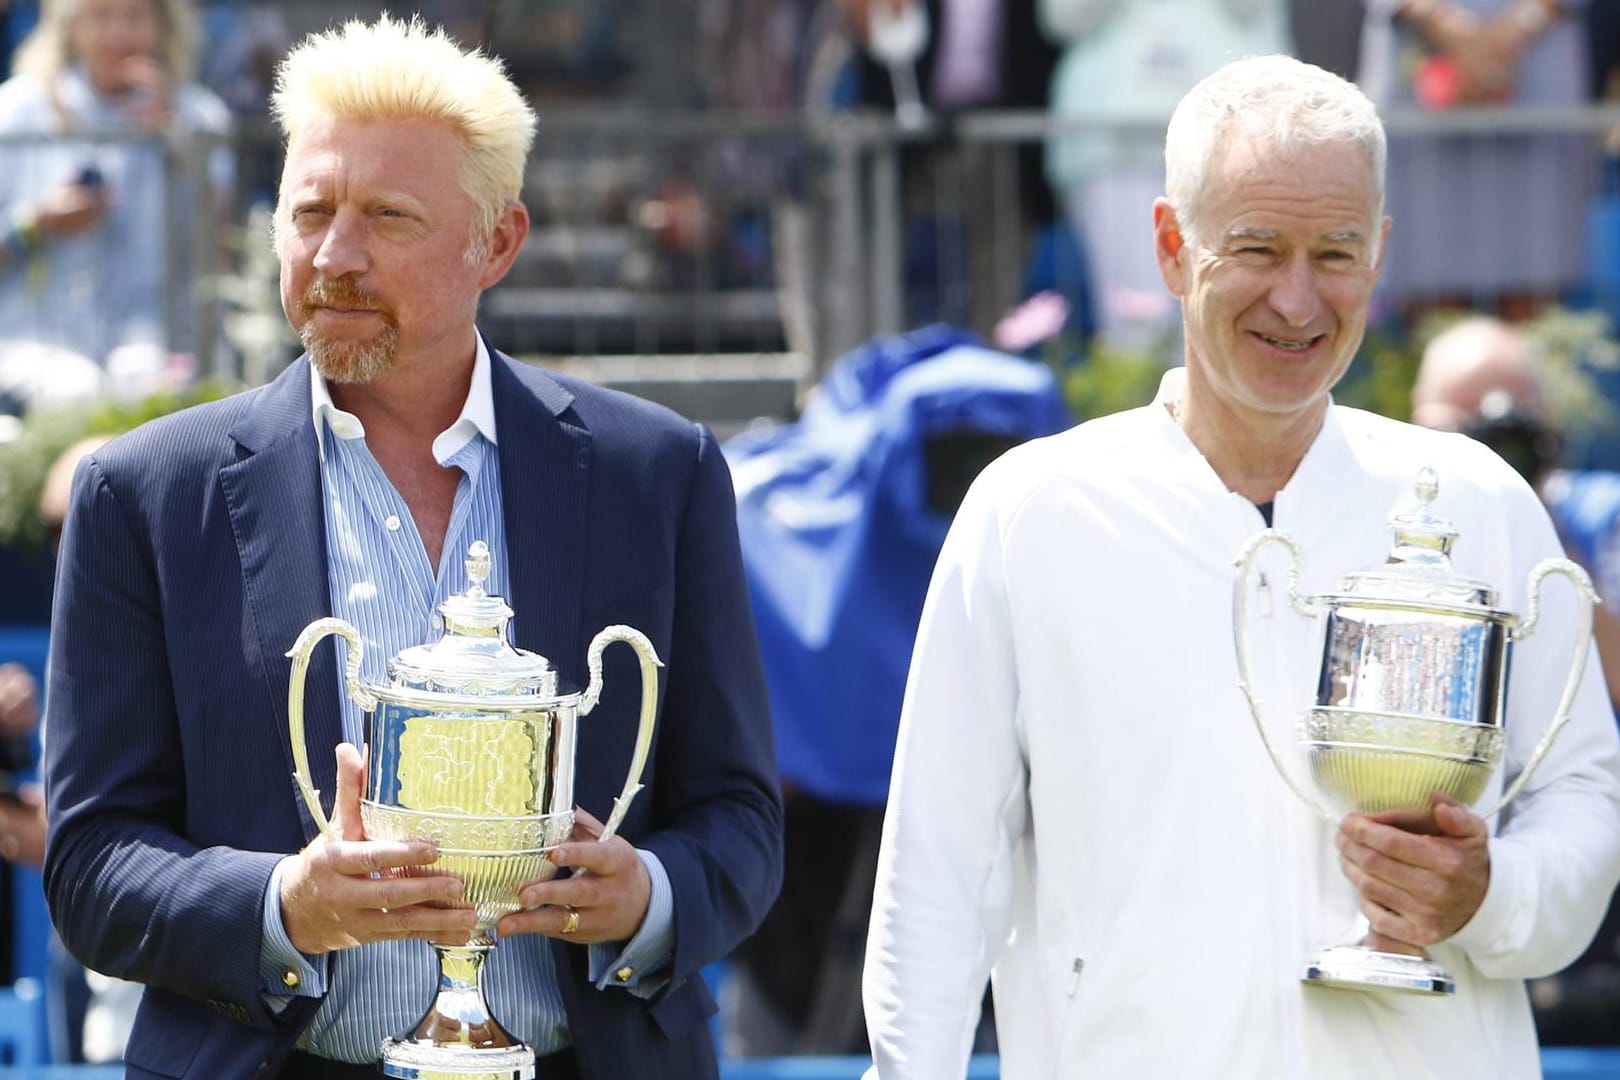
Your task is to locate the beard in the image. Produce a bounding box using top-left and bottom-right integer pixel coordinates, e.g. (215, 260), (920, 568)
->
(297, 277), (401, 384)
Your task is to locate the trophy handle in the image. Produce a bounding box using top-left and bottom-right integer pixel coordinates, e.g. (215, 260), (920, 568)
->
(1232, 529), (1334, 820)
(1480, 557), (1598, 818)
(579, 625), (663, 843)
(285, 617), (377, 837)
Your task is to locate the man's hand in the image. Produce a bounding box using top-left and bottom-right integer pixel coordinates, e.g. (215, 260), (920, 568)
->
(0, 783), (46, 867)
(279, 743), (476, 955)
(1336, 792), (1491, 946)
(31, 182), (106, 242)
(117, 56), (174, 131)
(0, 663), (38, 741)
(497, 808), (651, 945)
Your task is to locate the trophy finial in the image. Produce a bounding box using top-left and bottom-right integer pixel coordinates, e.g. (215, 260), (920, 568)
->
(1387, 467), (1458, 570)
(1414, 467), (1439, 509)
(465, 541), (492, 599)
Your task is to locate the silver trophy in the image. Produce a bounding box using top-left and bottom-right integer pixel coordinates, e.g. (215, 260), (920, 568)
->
(286, 542), (660, 1077)
(1232, 468), (1595, 994)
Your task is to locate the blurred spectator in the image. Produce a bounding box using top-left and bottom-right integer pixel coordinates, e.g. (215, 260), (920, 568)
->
(1288, 0), (1362, 79)
(1359, 0), (1592, 320)
(1410, 314), (1620, 1044)
(841, 1), (1072, 339)
(193, 1), (285, 209)
(1411, 318), (1620, 610)
(1038, 0), (1290, 353)
(1587, 0), (1617, 100)
(193, 0), (283, 115)
(0, 661), (44, 970)
(699, 0), (844, 362)
(0, 0), (231, 405)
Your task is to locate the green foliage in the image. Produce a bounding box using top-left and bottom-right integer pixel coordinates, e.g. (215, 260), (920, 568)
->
(1333, 325), (1423, 420)
(0, 382), (232, 551)
(1054, 306), (1620, 444)
(1056, 330), (1181, 421)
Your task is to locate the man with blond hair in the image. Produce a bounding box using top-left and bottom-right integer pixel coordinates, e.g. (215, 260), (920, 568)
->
(863, 55), (1620, 1078)
(42, 16), (782, 1079)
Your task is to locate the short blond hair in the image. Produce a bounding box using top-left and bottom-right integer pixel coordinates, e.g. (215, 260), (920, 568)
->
(270, 14), (536, 243)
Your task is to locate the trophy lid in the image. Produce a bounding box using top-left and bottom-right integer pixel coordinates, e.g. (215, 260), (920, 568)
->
(389, 541), (559, 697)
(1338, 468), (1498, 608)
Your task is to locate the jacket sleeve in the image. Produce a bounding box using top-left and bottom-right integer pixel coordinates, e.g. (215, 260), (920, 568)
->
(638, 425), (785, 989)
(1445, 481), (1620, 978)
(863, 470), (1028, 1079)
(42, 455), (295, 1031)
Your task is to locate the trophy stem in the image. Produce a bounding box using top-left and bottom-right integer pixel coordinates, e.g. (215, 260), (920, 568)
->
(380, 943), (536, 1079)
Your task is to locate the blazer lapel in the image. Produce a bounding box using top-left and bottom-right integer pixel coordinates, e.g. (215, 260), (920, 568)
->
(492, 350), (590, 684)
(218, 360), (341, 840)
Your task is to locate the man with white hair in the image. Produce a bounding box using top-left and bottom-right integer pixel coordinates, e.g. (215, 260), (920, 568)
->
(42, 16), (782, 1079)
(863, 55), (1620, 1078)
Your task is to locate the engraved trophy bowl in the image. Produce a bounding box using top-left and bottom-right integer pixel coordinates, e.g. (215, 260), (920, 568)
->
(286, 542), (661, 1079)
(1232, 468), (1595, 995)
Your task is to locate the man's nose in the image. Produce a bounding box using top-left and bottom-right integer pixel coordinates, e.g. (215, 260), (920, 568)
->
(1268, 256), (1322, 328)
(312, 211), (369, 278)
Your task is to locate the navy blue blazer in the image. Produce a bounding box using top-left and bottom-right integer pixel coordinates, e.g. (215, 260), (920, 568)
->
(42, 351), (783, 1079)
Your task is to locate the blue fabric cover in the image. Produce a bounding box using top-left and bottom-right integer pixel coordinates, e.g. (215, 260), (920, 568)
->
(1549, 469), (1620, 577)
(726, 326), (1073, 805)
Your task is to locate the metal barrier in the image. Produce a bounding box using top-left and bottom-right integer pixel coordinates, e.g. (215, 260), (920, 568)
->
(814, 105), (1620, 365)
(6, 105), (1619, 395)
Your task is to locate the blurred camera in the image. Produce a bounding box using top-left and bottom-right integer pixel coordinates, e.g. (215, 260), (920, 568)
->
(1459, 392), (1562, 485)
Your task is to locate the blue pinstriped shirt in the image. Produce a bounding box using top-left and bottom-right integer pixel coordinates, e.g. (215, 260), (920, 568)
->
(258, 338), (674, 1064)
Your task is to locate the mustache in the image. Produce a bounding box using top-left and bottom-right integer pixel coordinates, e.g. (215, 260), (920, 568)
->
(300, 278), (397, 322)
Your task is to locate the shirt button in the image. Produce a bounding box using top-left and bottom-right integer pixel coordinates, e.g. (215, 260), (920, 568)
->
(384, 514), (401, 531)
(614, 966), (634, 983)
(281, 969), (300, 990)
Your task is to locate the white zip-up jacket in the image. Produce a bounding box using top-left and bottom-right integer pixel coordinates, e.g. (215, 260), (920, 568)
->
(864, 371), (1620, 1079)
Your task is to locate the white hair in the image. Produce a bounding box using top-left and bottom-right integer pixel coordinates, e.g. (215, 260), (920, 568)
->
(1164, 55), (1387, 256)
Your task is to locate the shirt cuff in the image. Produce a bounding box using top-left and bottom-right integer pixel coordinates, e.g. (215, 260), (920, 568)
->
(260, 856), (327, 1000)
(1442, 835), (1529, 960)
(587, 849), (675, 998)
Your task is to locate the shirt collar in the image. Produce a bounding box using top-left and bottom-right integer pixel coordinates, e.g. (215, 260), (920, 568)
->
(309, 335), (498, 464)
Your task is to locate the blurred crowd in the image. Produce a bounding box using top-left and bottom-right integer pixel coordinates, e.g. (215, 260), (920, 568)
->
(0, 0), (1617, 1068)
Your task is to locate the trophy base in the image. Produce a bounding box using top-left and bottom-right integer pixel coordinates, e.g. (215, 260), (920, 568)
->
(380, 1041), (535, 1079)
(1302, 944), (1456, 995)
(381, 944), (537, 1079)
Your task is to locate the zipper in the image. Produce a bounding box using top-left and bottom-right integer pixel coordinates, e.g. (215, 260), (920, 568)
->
(1258, 571), (1273, 618)
(1067, 957), (1084, 996)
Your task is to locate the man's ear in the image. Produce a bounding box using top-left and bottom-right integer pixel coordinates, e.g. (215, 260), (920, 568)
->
(478, 200), (531, 289)
(1374, 215), (1393, 279)
(1153, 198), (1187, 297)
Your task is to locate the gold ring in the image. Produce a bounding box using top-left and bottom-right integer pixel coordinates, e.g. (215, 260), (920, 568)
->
(561, 906), (580, 936)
